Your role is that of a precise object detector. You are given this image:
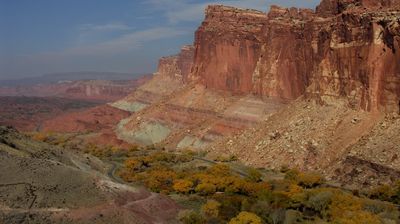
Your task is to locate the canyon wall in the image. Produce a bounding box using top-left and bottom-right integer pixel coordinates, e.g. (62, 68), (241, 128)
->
(307, 11), (400, 112)
(187, 1), (400, 112)
(190, 6), (266, 94)
(111, 0), (400, 185)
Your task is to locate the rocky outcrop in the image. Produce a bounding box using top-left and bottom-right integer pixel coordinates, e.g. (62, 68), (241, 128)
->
(316, 0), (400, 17)
(156, 45), (195, 82)
(112, 46), (194, 113)
(306, 11), (400, 112)
(62, 79), (148, 101)
(188, 1), (400, 112)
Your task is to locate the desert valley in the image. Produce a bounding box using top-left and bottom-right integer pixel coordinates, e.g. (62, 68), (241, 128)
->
(1, 0), (400, 223)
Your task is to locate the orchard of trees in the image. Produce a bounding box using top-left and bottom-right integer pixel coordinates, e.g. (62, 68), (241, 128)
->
(117, 149), (400, 224)
(29, 131), (400, 224)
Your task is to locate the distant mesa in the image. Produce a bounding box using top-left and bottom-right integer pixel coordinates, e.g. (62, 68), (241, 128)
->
(0, 72), (152, 102)
(0, 71), (151, 87)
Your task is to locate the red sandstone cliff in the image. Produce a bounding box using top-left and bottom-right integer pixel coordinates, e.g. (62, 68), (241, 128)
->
(186, 0), (400, 112)
(156, 45), (195, 82)
(317, 0), (400, 17)
(190, 6), (266, 94)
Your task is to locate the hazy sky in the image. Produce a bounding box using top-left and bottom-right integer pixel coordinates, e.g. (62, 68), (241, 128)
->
(0, 0), (320, 80)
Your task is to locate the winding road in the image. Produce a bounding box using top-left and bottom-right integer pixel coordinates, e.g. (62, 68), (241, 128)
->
(107, 161), (125, 184)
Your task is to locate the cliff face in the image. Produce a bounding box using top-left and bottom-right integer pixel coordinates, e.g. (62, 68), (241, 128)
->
(306, 9), (400, 112)
(156, 45), (195, 82)
(188, 1), (400, 112)
(190, 6), (266, 94)
(254, 3), (400, 111)
(316, 0), (400, 17)
(252, 6), (316, 100)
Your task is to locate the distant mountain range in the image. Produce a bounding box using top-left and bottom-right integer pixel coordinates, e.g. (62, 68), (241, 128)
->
(0, 72), (150, 87)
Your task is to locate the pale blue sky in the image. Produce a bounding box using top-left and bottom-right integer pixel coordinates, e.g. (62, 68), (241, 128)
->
(0, 0), (320, 79)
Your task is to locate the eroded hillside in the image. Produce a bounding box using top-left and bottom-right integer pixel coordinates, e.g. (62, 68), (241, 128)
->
(0, 126), (179, 224)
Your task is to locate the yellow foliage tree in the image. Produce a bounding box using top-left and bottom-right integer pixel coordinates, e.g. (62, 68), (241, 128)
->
(195, 183), (217, 195)
(201, 200), (221, 218)
(124, 158), (142, 171)
(173, 179), (194, 194)
(242, 181), (270, 197)
(224, 176), (246, 194)
(329, 192), (381, 224)
(329, 193), (362, 218)
(284, 184), (304, 198)
(193, 173), (220, 187)
(228, 212), (262, 224)
(143, 169), (177, 193)
(297, 172), (324, 188)
(209, 164), (231, 177)
(333, 210), (381, 224)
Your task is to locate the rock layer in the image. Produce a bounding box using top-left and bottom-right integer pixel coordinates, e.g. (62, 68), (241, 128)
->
(111, 46), (195, 113)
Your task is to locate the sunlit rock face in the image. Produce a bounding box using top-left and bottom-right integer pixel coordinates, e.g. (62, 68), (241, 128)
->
(252, 6), (316, 100)
(190, 5), (267, 94)
(188, 1), (400, 113)
(308, 0), (400, 112)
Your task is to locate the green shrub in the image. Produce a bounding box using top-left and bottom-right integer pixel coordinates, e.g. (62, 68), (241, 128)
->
(306, 190), (333, 217)
(179, 210), (206, 224)
(246, 168), (262, 182)
(284, 169), (300, 182)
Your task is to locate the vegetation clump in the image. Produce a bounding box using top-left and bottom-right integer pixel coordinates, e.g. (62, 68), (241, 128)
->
(116, 149), (400, 224)
(30, 133), (400, 224)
